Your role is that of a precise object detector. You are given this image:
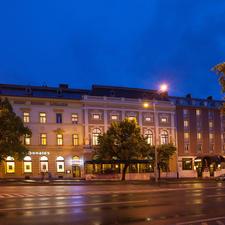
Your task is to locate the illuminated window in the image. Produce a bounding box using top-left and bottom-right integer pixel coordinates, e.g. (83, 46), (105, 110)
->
(128, 116), (136, 121)
(24, 134), (31, 145)
(209, 121), (213, 128)
(197, 132), (202, 140)
(40, 133), (47, 146)
(145, 117), (152, 122)
(93, 114), (100, 120)
(24, 156), (32, 173)
(111, 115), (118, 120)
(57, 134), (63, 146)
(56, 156), (64, 173)
(182, 158), (192, 170)
(161, 117), (168, 123)
(40, 156), (48, 172)
(184, 132), (189, 140)
(23, 112), (30, 123)
(184, 120), (189, 127)
(39, 112), (46, 123)
(144, 129), (153, 145)
(209, 133), (214, 140)
(6, 156), (15, 173)
(160, 130), (169, 144)
(92, 128), (101, 145)
(56, 113), (62, 124)
(72, 134), (79, 146)
(72, 113), (78, 124)
(196, 109), (201, 116)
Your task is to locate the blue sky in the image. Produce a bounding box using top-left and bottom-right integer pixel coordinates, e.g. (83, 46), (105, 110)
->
(0, 0), (225, 99)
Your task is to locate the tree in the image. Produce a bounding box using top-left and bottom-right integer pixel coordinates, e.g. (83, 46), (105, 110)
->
(212, 62), (225, 114)
(94, 118), (150, 180)
(148, 144), (176, 180)
(0, 98), (32, 161)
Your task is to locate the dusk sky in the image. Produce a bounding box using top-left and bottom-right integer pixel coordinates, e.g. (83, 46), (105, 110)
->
(0, 1), (225, 99)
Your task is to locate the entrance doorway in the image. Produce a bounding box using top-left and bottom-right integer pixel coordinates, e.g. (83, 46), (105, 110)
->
(72, 156), (81, 178)
(72, 165), (81, 178)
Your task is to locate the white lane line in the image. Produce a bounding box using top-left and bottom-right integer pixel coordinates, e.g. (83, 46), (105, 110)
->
(0, 199), (148, 212)
(176, 216), (225, 225)
(217, 221), (225, 225)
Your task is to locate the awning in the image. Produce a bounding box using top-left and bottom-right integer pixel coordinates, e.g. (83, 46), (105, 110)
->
(84, 159), (152, 164)
(194, 155), (225, 165)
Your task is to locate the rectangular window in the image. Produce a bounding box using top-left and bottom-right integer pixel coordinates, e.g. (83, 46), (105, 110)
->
(24, 162), (32, 173)
(24, 134), (31, 145)
(56, 162), (64, 173)
(184, 132), (189, 140)
(184, 120), (189, 127)
(93, 114), (100, 120)
(128, 116), (136, 121)
(196, 109), (201, 116)
(210, 144), (214, 151)
(72, 134), (79, 146)
(183, 109), (189, 116)
(111, 115), (118, 120)
(57, 134), (63, 146)
(145, 117), (152, 122)
(6, 162), (15, 173)
(23, 112), (30, 123)
(209, 121), (213, 128)
(39, 112), (46, 123)
(209, 133), (214, 140)
(184, 144), (189, 152)
(40, 133), (47, 146)
(182, 158), (193, 170)
(56, 113), (62, 124)
(197, 132), (202, 140)
(161, 117), (168, 123)
(197, 144), (202, 152)
(72, 113), (78, 124)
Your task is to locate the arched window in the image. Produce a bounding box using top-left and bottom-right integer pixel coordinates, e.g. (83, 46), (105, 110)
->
(56, 156), (64, 173)
(6, 156), (15, 173)
(92, 128), (101, 145)
(24, 156), (32, 173)
(144, 129), (153, 145)
(160, 130), (169, 144)
(40, 156), (48, 172)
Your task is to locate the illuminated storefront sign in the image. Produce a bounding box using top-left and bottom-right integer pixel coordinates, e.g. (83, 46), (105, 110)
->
(29, 151), (50, 156)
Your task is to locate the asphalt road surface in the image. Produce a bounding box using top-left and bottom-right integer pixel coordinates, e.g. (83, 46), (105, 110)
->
(0, 182), (225, 225)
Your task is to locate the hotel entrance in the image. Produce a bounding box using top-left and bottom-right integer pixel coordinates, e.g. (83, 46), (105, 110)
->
(72, 156), (81, 178)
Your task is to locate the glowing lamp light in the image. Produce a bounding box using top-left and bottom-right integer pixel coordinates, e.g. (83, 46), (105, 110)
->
(159, 84), (168, 92)
(143, 102), (149, 108)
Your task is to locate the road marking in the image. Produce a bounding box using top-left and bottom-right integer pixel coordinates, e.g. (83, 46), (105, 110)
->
(176, 216), (225, 225)
(0, 199), (148, 212)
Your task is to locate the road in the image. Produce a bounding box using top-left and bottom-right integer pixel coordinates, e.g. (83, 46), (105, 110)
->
(0, 182), (225, 225)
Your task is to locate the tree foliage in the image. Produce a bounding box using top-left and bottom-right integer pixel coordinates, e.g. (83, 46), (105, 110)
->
(0, 98), (32, 161)
(148, 144), (176, 179)
(94, 118), (150, 180)
(212, 62), (225, 114)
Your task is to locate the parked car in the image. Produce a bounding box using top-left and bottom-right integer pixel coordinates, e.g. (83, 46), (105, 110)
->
(216, 174), (225, 181)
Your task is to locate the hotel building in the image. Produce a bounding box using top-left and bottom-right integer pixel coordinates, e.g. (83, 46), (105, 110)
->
(0, 84), (224, 179)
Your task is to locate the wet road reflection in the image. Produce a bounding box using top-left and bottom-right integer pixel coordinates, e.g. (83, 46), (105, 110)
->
(0, 182), (225, 224)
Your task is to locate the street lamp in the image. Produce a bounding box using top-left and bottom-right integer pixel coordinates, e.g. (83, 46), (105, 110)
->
(153, 83), (169, 182)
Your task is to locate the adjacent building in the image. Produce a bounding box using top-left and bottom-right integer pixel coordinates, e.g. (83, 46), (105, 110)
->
(0, 83), (224, 179)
